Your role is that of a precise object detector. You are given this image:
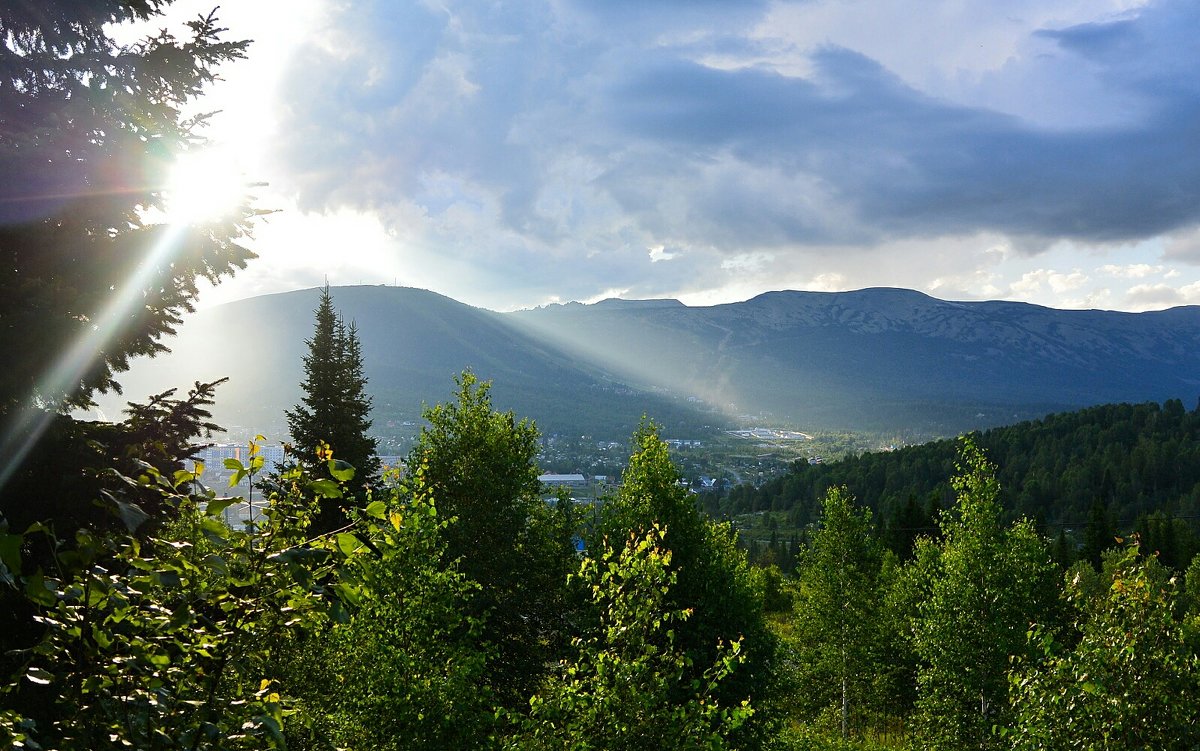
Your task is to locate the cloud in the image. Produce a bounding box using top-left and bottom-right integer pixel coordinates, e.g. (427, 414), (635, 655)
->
(648, 245), (678, 262)
(1163, 226), (1200, 264)
(1097, 263), (1163, 278)
(1126, 283), (1185, 309)
(249, 0), (1200, 309)
(1009, 269), (1090, 296)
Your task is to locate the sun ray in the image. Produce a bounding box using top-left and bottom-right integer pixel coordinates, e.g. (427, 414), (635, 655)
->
(0, 223), (188, 492)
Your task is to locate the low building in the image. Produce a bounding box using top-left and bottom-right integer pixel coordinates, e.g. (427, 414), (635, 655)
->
(539, 472), (588, 490)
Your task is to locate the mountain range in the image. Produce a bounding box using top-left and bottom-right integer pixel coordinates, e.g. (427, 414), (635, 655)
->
(93, 285), (1200, 440)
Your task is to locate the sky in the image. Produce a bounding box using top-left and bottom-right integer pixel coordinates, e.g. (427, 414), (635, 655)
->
(155, 0), (1200, 312)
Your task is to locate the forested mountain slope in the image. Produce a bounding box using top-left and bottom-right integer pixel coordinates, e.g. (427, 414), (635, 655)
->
(99, 285), (1200, 438)
(514, 287), (1200, 432)
(729, 400), (1200, 566)
(94, 286), (710, 438)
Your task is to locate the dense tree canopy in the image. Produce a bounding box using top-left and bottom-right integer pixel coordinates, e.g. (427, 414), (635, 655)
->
(729, 400), (1200, 564)
(904, 440), (1059, 750)
(1010, 545), (1200, 750)
(598, 421), (779, 748)
(403, 371), (578, 705)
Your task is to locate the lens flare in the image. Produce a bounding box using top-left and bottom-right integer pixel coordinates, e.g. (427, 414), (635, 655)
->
(163, 149), (247, 224)
(0, 223), (188, 492)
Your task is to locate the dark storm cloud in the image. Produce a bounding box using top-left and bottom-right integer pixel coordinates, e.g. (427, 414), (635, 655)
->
(606, 41), (1200, 245)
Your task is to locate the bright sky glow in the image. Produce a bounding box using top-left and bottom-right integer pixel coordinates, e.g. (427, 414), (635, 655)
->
(163, 148), (247, 224)
(141, 0), (1200, 314)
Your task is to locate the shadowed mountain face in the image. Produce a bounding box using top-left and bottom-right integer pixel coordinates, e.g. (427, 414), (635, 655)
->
(94, 286), (709, 439)
(510, 287), (1200, 431)
(97, 286), (1200, 438)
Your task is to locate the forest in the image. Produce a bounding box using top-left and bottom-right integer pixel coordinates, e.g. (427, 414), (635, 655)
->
(4, 373), (1200, 749)
(3, 1), (1199, 749)
(730, 399), (1200, 569)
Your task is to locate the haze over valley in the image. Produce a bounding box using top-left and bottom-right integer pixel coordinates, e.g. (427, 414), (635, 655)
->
(95, 284), (1200, 448)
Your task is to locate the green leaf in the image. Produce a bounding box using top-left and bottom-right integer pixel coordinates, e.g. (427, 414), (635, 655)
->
(154, 570), (182, 589)
(204, 554), (229, 576)
(310, 479), (343, 498)
(0, 533), (21, 576)
(224, 458), (245, 471)
(111, 498), (150, 533)
(364, 500), (387, 519)
(331, 581), (362, 607)
(255, 713), (285, 746)
(336, 532), (362, 557)
(25, 666), (54, 685)
(328, 459), (356, 482)
(204, 497), (236, 517)
(24, 572), (56, 606)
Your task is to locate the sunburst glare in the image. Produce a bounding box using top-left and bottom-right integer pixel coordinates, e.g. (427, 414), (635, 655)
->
(163, 148), (247, 224)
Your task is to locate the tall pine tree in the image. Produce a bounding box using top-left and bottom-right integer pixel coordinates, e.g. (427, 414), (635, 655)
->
(286, 286), (379, 503)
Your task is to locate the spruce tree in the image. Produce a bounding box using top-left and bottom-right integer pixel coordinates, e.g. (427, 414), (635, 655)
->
(334, 321), (380, 478)
(0, 2), (253, 529)
(286, 286), (379, 494)
(0, 3), (254, 416)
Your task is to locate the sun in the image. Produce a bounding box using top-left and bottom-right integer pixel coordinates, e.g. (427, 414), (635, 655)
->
(162, 148), (248, 224)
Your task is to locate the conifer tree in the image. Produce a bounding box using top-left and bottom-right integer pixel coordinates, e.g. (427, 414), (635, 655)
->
(0, 2), (255, 417)
(286, 286), (379, 492)
(0, 1), (254, 528)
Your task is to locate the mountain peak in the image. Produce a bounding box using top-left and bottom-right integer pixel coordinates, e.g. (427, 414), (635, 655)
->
(591, 297), (685, 309)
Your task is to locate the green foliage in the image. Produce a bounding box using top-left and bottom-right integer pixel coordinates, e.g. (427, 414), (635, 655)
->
(295, 491), (495, 750)
(1, 379), (228, 536)
(509, 526), (752, 751)
(286, 285), (380, 493)
(600, 420), (779, 748)
(404, 371), (578, 705)
(791, 487), (892, 738)
(0, 459), (339, 750)
(771, 723), (911, 751)
(1009, 544), (1200, 750)
(0, 0), (258, 667)
(731, 401), (1200, 561)
(905, 439), (1058, 751)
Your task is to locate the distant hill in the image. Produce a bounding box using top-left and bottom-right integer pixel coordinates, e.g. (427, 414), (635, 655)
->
(512, 287), (1200, 432)
(727, 400), (1200, 569)
(96, 285), (1200, 439)
(93, 286), (712, 440)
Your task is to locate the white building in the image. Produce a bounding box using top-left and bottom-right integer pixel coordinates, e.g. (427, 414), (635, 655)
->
(539, 472), (588, 489)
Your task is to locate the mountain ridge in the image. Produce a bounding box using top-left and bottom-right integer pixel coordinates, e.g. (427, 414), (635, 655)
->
(95, 285), (1200, 438)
